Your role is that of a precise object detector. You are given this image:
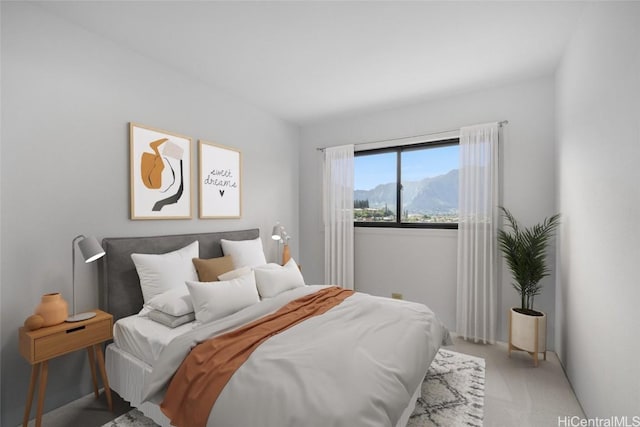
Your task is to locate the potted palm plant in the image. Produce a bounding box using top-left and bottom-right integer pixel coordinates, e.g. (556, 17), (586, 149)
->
(497, 207), (560, 366)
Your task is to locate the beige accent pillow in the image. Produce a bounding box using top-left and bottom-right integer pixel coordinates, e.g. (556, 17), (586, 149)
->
(218, 266), (252, 281)
(192, 255), (235, 282)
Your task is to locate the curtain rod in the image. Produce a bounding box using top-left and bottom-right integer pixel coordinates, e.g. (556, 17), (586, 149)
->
(316, 120), (509, 152)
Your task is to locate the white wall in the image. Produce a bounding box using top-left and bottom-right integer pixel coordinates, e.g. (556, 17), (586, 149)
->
(300, 76), (557, 343)
(555, 2), (640, 417)
(355, 228), (458, 329)
(0, 3), (299, 426)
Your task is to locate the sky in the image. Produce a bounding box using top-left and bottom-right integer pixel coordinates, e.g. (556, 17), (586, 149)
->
(354, 145), (459, 191)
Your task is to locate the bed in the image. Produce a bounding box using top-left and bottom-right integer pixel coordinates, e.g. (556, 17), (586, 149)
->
(100, 229), (449, 427)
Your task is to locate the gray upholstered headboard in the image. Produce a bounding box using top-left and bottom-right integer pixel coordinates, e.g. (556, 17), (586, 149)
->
(99, 229), (260, 322)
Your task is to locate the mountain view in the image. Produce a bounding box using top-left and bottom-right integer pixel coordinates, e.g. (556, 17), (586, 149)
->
(354, 169), (458, 222)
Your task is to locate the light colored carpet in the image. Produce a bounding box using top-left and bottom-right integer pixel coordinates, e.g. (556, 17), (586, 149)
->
(102, 349), (485, 427)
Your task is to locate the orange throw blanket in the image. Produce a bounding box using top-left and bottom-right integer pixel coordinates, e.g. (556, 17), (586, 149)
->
(161, 286), (355, 427)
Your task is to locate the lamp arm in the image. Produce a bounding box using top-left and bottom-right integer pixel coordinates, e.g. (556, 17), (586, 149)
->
(71, 234), (85, 317)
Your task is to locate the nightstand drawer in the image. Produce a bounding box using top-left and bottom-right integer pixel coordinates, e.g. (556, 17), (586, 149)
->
(33, 319), (111, 362)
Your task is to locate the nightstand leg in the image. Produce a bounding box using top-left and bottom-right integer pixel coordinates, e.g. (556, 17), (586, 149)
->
(87, 346), (99, 398)
(95, 344), (113, 411)
(23, 363), (40, 427)
(35, 361), (49, 427)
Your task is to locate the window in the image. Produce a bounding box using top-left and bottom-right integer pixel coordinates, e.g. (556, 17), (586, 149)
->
(354, 138), (459, 228)
(354, 151), (397, 222)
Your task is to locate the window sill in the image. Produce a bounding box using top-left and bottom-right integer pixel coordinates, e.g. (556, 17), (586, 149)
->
(354, 227), (457, 238)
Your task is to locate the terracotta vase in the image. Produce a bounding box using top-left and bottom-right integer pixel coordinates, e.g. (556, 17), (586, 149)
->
(24, 314), (45, 331)
(282, 244), (291, 266)
(34, 293), (68, 327)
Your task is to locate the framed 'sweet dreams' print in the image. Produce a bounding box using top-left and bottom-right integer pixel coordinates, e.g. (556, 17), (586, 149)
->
(199, 140), (242, 219)
(130, 123), (192, 219)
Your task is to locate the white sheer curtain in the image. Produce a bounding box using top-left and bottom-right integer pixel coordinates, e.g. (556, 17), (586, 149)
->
(323, 145), (355, 290)
(456, 123), (500, 344)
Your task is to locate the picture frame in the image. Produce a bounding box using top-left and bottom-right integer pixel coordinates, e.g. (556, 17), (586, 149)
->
(199, 140), (242, 219)
(130, 123), (192, 220)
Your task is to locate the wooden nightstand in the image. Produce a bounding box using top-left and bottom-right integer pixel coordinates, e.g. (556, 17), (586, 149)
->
(19, 309), (114, 427)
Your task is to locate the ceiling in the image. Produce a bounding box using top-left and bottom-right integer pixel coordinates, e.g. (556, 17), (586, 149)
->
(37, 1), (586, 125)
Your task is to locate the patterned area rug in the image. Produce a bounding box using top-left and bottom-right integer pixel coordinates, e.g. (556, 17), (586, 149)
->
(408, 349), (485, 427)
(101, 409), (158, 427)
(103, 349), (484, 427)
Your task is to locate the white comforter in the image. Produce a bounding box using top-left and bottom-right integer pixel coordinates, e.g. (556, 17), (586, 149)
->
(143, 285), (449, 427)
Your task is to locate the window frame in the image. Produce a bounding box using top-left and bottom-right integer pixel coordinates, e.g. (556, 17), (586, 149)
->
(354, 137), (459, 230)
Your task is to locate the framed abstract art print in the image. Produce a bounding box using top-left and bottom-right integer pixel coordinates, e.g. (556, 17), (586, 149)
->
(130, 123), (192, 219)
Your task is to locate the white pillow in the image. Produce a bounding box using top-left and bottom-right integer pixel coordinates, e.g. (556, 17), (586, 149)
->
(131, 241), (199, 303)
(255, 263), (281, 270)
(220, 237), (267, 268)
(217, 266), (252, 281)
(145, 286), (193, 317)
(254, 258), (305, 298)
(186, 271), (260, 323)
